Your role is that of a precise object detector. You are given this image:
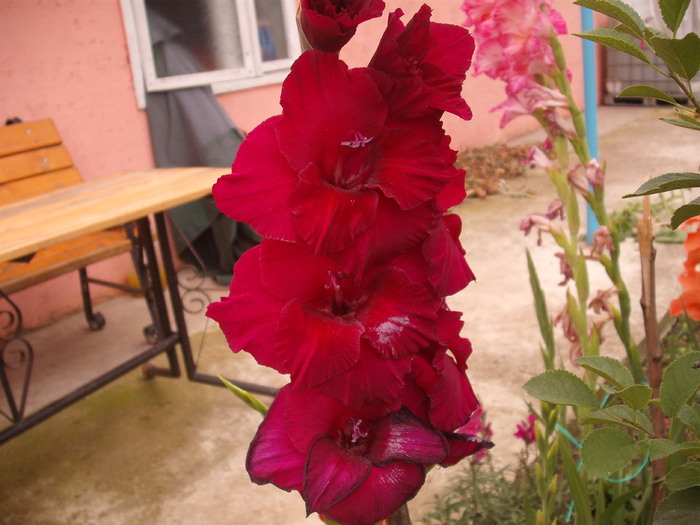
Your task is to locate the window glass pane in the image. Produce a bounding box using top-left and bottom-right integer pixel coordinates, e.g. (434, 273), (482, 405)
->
(254, 0), (289, 61)
(145, 0), (244, 77)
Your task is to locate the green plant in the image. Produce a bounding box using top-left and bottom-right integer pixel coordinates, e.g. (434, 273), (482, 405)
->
(421, 455), (562, 525)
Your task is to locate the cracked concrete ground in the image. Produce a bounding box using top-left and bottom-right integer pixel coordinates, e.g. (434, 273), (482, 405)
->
(1, 105), (697, 524)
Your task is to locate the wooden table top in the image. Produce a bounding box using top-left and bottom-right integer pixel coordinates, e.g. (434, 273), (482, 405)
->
(0, 167), (226, 262)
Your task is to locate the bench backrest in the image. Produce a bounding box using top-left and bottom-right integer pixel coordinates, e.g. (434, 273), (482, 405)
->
(0, 119), (83, 206)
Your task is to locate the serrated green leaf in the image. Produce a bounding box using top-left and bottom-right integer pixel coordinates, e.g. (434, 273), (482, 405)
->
(524, 369), (600, 407)
(678, 405), (700, 437)
(666, 462), (700, 491)
(617, 384), (653, 410)
(219, 376), (269, 416)
(623, 172), (700, 197)
(581, 427), (638, 478)
(649, 438), (700, 461)
(617, 85), (681, 105)
(577, 28), (651, 64)
(575, 355), (635, 388)
(581, 404), (653, 432)
(659, 0), (692, 33)
(661, 117), (700, 131)
(660, 352), (700, 416)
(653, 486), (700, 524)
(574, 0), (645, 36)
(650, 33), (700, 80)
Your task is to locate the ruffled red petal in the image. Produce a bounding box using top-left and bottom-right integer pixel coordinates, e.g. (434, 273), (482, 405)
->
(275, 299), (363, 388)
(212, 117), (297, 241)
(356, 268), (439, 359)
(206, 247), (288, 372)
(246, 387), (306, 491)
(321, 461), (426, 525)
(367, 408), (447, 466)
(303, 435), (372, 515)
(290, 164), (379, 254)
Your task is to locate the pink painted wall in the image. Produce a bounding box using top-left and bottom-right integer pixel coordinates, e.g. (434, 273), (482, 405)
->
(1, 0), (585, 329)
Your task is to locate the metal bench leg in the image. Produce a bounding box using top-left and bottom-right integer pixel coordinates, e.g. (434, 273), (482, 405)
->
(0, 290), (34, 424)
(78, 267), (106, 331)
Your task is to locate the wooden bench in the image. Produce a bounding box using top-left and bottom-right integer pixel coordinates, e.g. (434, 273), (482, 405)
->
(0, 118), (141, 330)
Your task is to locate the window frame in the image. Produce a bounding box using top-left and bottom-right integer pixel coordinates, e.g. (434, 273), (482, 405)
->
(119, 0), (301, 108)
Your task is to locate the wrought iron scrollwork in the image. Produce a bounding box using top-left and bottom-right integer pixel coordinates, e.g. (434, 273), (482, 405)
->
(177, 264), (212, 315)
(0, 290), (33, 423)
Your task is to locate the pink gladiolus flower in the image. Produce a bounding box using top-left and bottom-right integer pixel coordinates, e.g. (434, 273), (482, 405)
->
(514, 413), (536, 444)
(247, 386), (491, 525)
(462, 0), (566, 81)
(462, 0), (569, 124)
(525, 146), (553, 169)
(590, 226), (614, 259)
(300, 0), (386, 52)
(493, 80), (568, 128)
(585, 158), (605, 190)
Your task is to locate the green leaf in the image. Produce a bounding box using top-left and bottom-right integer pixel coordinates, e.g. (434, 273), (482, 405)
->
(623, 172), (700, 198)
(648, 439), (700, 461)
(574, 0), (645, 37)
(650, 33), (700, 80)
(661, 117), (700, 131)
(559, 436), (594, 525)
(660, 351), (700, 416)
(666, 462), (700, 491)
(575, 356), (635, 388)
(219, 376), (269, 416)
(577, 28), (651, 64)
(524, 369), (600, 407)
(653, 487), (700, 524)
(671, 199), (700, 229)
(678, 405), (700, 437)
(581, 404), (653, 432)
(581, 427), (638, 478)
(617, 384), (653, 411)
(659, 0), (692, 34)
(617, 85), (682, 105)
(527, 249), (555, 363)
(598, 485), (649, 524)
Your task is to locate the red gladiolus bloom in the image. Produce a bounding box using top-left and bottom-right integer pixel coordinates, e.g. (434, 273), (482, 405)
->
(213, 51), (454, 256)
(369, 5), (475, 120)
(300, 0), (386, 53)
(247, 385), (488, 525)
(207, 239), (441, 407)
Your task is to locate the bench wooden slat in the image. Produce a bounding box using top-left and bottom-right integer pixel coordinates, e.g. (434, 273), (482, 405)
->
(0, 145), (73, 184)
(0, 118), (137, 302)
(0, 119), (61, 157)
(0, 229), (133, 295)
(0, 167), (83, 205)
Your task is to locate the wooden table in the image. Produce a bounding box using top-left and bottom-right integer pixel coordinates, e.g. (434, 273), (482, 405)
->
(0, 167), (276, 444)
(0, 167), (223, 262)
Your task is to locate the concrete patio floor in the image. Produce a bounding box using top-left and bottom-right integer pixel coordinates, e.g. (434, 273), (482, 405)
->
(0, 105), (698, 524)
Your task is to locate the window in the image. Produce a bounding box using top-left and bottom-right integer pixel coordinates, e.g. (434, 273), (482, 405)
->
(120, 0), (301, 107)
